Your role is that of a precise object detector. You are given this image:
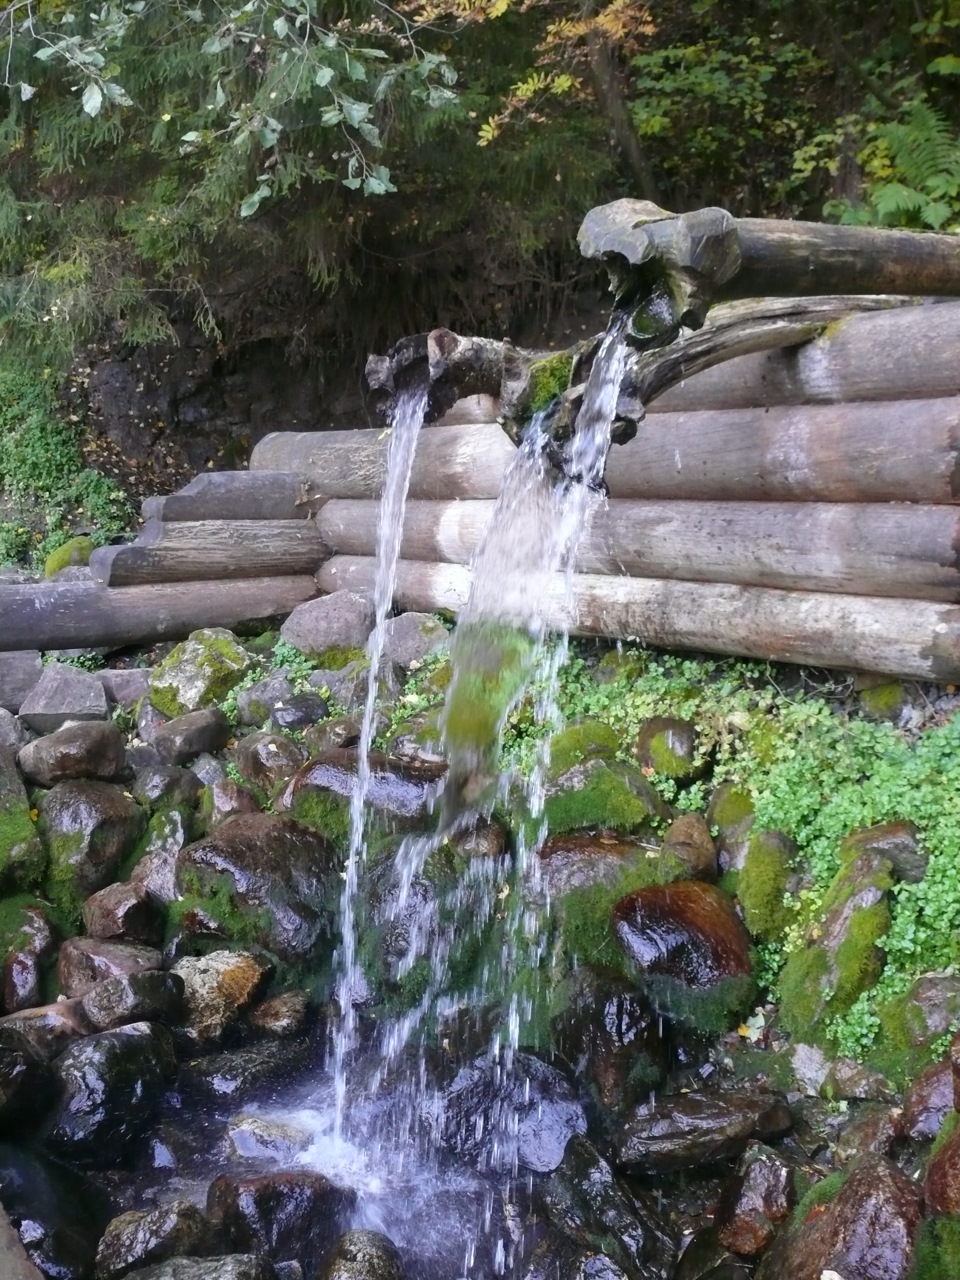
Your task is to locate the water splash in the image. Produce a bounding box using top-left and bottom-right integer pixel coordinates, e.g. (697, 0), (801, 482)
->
(332, 375), (428, 1138)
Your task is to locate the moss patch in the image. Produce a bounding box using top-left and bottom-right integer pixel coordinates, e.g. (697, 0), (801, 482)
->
(149, 628), (254, 717)
(789, 1170), (848, 1232)
(314, 645), (366, 671)
(548, 719), (621, 775)
(0, 803), (46, 890)
(528, 351), (574, 413)
(286, 788), (352, 851)
(738, 830), (793, 942)
(907, 1216), (960, 1280)
(43, 534), (94, 577)
(541, 762), (662, 839)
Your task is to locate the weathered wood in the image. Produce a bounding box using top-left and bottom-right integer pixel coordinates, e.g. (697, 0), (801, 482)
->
(648, 302), (960, 412)
(317, 556), (960, 682)
(250, 423), (517, 499)
(0, 577), (317, 652)
(606, 398), (960, 503)
(316, 497), (960, 602)
(0, 650), (42, 712)
(90, 519), (328, 588)
(141, 471), (311, 523)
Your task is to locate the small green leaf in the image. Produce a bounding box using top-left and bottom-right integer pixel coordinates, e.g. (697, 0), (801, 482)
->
(19, 82), (36, 101)
(342, 176), (362, 189)
(239, 183), (271, 217)
(202, 34), (230, 54)
(273, 15), (289, 38)
(314, 65), (335, 88)
(103, 81), (133, 106)
(928, 54), (960, 76)
(82, 82), (103, 117)
(340, 96), (370, 127)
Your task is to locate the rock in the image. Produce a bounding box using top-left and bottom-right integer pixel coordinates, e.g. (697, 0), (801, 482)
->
(613, 880), (755, 1031)
(115, 1258), (276, 1280)
(302, 715), (362, 755)
(714, 1142), (797, 1256)
(207, 1171), (356, 1275)
(441, 1051), (587, 1173)
(539, 1135), (677, 1280)
(199, 778), (261, 829)
(552, 968), (667, 1112)
(2, 904), (58, 1013)
(320, 1230), (406, 1280)
(449, 817), (508, 860)
(756, 1153), (921, 1280)
(380, 613), (449, 669)
(839, 820), (926, 884)
(180, 1039), (311, 1103)
(226, 1114), (314, 1163)
(736, 829), (797, 942)
(44, 535), (95, 576)
(521, 1235), (633, 1280)
(152, 708), (231, 765)
(889, 974), (960, 1052)
(38, 780), (146, 919)
(778, 851), (892, 1042)
(248, 991), (312, 1038)
(175, 813), (339, 963)
(833, 1103), (900, 1164)
(171, 950), (272, 1048)
(18, 720), (128, 787)
(95, 1201), (217, 1280)
(46, 1022), (176, 1165)
(280, 590), (375, 658)
(131, 809), (195, 903)
(671, 1228), (748, 1280)
(237, 674), (295, 727)
(614, 1087), (792, 1172)
(96, 666), (152, 710)
(132, 765), (203, 812)
(660, 813), (717, 881)
(541, 759), (671, 838)
(537, 830), (677, 900)
(822, 1057), (895, 1103)
(138, 699), (168, 744)
(267, 694), (331, 733)
(80, 970), (185, 1032)
(58, 937), (163, 998)
(0, 747), (45, 889)
(789, 1044), (830, 1097)
(0, 1201), (44, 1280)
(189, 753), (227, 787)
(706, 782), (755, 874)
(149, 629), (254, 718)
(899, 1058), (953, 1142)
(635, 715), (705, 781)
(0, 1141), (111, 1279)
(19, 662), (109, 733)
(0, 651), (42, 715)
(231, 732), (307, 796)
(0, 1026), (56, 1133)
(83, 880), (165, 944)
(307, 658), (399, 714)
(924, 1120), (960, 1213)
(0, 999), (91, 1061)
(0, 708), (25, 749)
(278, 749), (445, 834)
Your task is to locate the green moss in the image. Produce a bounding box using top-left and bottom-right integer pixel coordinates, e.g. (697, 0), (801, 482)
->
(907, 1216), (960, 1280)
(778, 944), (832, 1039)
(931, 1109), (960, 1159)
(149, 628), (253, 717)
(43, 534), (94, 577)
(0, 893), (55, 951)
(859, 681), (907, 721)
(647, 970), (757, 1035)
(168, 871), (270, 948)
(789, 1171), (848, 1232)
(42, 830), (90, 927)
(314, 645), (366, 671)
(542, 763), (660, 838)
(548, 719), (620, 775)
(707, 782), (755, 830)
(0, 803), (45, 889)
(286, 788), (352, 850)
(738, 831), (793, 942)
(528, 351), (574, 413)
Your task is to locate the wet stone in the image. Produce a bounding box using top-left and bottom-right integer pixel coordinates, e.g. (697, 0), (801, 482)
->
(0, 999), (91, 1061)
(175, 813), (339, 963)
(899, 1057), (953, 1142)
(180, 1039), (310, 1104)
(132, 765), (203, 813)
(171, 950), (272, 1049)
(226, 1114), (314, 1163)
(247, 991), (312, 1038)
(822, 1056), (896, 1103)
(18, 662), (109, 733)
(207, 1170), (356, 1276)
(0, 747), (44, 889)
(613, 880), (754, 1031)
(661, 812), (717, 881)
(833, 1102), (900, 1165)
(152, 708), (231, 765)
(237, 674), (296, 727)
(17, 719), (128, 787)
(0, 651), (42, 716)
(903, 974), (960, 1052)
(302, 715), (362, 755)
(280, 589), (375, 658)
(0, 1026), (56, 1133)
(279, 749), (444, 827)
(713, 1141), (796, 1257)
(320, 1229), (406, 1280)
(635, 715), (704, 781)
(924, 1119), (960, 1213)
(0, 707), (25, 748)
(80, 970), (185, 1032)
(96, 666), (152, 710)
(267, 694), (330, 733)
(614, 1087), (792, 1173)
(83, 880), (165, 945)
(138, 700), (169, 745)
(839, 820), (927, 884)
(46, 1022), (176, 1166)
(149, 628), (254, 718)
(0, 1141), (111, 1280)
(706, 781), (755, 874)
(539, 1134), (677, 1280)
(2, 904), (58, 1013)
(440, 1051), (587, 1174)
(38, 779), (146, 908)
(380, 612), (449, 669)
(58, 936), (163, 999)
(95, 1202), (217, 1280)
(114, 1256), (277, 1279)
(537, 830), (665, 899)
(231, 731), (307, 796)
(449, 816), (508, 860)
(199, 778), (262, 830)
(189, 753), (226, 787)
(307, 658), (399, 714)
(131, 809), (194, 904)
(756, 1152), (921, 1280)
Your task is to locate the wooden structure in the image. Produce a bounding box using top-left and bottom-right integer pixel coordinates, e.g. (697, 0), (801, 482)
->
(3, 297), (960, 689)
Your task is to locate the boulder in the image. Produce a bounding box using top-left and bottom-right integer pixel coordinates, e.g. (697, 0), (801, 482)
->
(0, 746), (45, 889)
(237, 674), (296, 727)
(198, 778), (261, 830)
(0, 1026), (56, 1133)
(537, 830), (681, 900)
(899, 1058), (953, 1142)
(248, 991), (312, 1039)
(152, 709), (231, 765)
(57, 937), (163, 999)
(634, 716), (705, 782)
(839, 820), (926, 884)
(38, 780), (146, 919)
(149, 629), (254, 718)
(96, 667), (152, 710)
(280, 590), (374, 658)
(706, 782), (755, 874)
(112, 1258), (276, 1280)
(80, 970), (185, 1032)
(278, 749), (445, 837)
(0, 999), (91, 1061)
(132, 765), (203, 813)
(266, 694), (330, 733)
(83, 880), (165, 945)
(614, 1088), (792, 1172)
(19, 663), (108, 733)
(18, 720), (128, 787)
(179, 1039), (311, 1104)
(231, 732), (306, 796)
(380, 613), (449, 669)
(713, 1142), (797, 1256)
(0, 708), (25, 749)
(321, 1230), (406, 1280)
(660, 813), (717, 882)
(0, 651), (42, 715)
(2, 903), (58, 1013)
(171, 950), (272, 1048)
(131, 809), (195, 904)
(95, 1201), (217, 1280)
(924, 1120), (960, 1214)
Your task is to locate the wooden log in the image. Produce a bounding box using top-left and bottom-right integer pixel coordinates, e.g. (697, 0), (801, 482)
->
(0, 577), (317, 652)
(315, 497), (960, 602)
(647, 302), (960, 412)
(317, 556), (960, 682)
(90, 520), (328, 588)
(249, 423), (516, 500)
(141, 471), (311, 523)
(605, 398), (960, 503)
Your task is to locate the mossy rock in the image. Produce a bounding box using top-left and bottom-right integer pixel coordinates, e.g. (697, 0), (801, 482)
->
(548, 719), (621, 775)
(707, 782), (755, 831)
(737, 829), (796, 942)
(788, 1170), (848, 1233)
(592, 648), (648, 685)
(533, 760), (668, 842)
(43, 535), (95, 578)
(866, 976), (960, 1086)
(313, 645), (366, 671)
(858, 680), (908, 722)
(167, 874), (270, 951)
(778, 851), (892, 1043)
(0, 799), (46, 891)
(528, 351), (574, 413)
(634, 716), (704, 781)
(285, 787), (352, 851)
(149, 627), (254, 717)
(906, 1215), (960, 1280)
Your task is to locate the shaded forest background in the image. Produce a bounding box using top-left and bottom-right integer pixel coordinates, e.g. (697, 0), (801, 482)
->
(0, 0), (959, 562)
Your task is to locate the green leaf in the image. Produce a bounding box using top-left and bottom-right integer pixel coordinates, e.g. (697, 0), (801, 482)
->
(82, 82), (103, 117)
(273, 16), (289, 38)
(344, 55), (366, 82)
(342, 176), (362, 189)
(19, 83), (36, 101)
(339, 97), (370, 127)
(103, 82), (133, 107)
(320, 106), (342, 126)
(239, 183), (271, 217)
(214, 79), (227, 108)
(314, 65), (335, 88)
(927, 55), (960, 76)
(202, 34), (231, 54)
